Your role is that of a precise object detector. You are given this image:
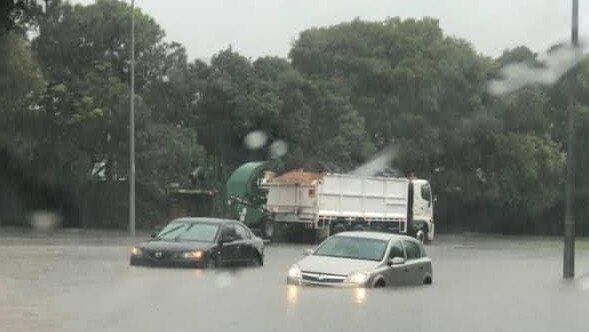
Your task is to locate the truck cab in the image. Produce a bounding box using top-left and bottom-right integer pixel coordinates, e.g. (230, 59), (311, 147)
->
(410, 180), (435, 243)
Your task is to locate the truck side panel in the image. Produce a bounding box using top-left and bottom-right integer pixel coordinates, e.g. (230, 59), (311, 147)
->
(266, 183), (317, 218)
(317, 174), (409, 221)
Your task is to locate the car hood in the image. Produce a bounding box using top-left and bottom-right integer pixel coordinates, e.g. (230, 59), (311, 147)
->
(138, 240), (216, 252)
(296, 255), (381, 275)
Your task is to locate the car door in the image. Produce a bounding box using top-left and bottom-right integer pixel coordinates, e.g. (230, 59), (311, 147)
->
(383, 240), (409, 285)
(232, 223), (252, 265)
(402, 239), (426, 284)
(219, 225), (240, 266)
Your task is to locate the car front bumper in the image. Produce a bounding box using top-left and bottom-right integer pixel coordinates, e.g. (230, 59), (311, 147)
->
(130, 256), (208, 268)
(286, 276), (368, 288)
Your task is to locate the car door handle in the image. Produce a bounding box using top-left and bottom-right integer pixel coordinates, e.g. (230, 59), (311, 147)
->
(404, 268), (409, 272)
(419, 266), (424, 270)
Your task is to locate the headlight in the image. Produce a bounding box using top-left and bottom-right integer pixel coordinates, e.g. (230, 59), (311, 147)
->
(346, 272), (370, 284)
(130, 247), (142, 256)
(182, 251), (205, 260)
(287, 264), (302, 279)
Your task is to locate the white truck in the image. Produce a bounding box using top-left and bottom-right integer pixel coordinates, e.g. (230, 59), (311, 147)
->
(263, 172), (434, 243)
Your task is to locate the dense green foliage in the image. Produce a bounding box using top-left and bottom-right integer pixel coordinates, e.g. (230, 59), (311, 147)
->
(0, 0), (587, 233)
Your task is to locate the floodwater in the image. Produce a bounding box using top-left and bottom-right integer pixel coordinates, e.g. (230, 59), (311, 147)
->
(1, 230), (588, 332)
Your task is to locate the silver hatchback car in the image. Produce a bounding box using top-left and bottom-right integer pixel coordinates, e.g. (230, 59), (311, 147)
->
(287, 232), (433, 288)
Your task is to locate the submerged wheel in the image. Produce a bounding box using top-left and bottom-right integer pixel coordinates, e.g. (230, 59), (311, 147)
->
(352, 224), (366, 232)
(314, 227), (330, 243)
(249, 254), (263, 268)
(206, 257), (217, 269)
(272, 222), (286, 242)
(423, 276), (433, 285)
(416, 229), (425, 243)
(423, 227), (431, 245)
(374, 279), (386, 288)
(263, 220), (275, 239)
(331, 223), (346, 234)
(416, 226), (430, 245)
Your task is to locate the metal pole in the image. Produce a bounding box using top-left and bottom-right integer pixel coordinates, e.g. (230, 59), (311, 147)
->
(563, 0), (578, 279)
(129, 0), (136, 237)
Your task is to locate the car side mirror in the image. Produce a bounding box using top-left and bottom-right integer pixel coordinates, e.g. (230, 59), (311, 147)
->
(303, 249), (314, 256)
(388, 257), (405, 266)
(151, 226), (162, 239)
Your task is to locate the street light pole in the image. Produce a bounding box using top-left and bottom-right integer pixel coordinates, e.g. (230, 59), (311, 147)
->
(129, 0), (136, 238)
(563, 0), (579, 279)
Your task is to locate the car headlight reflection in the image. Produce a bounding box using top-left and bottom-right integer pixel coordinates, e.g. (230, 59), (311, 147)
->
(346, 272), (370, 285)
(182, 250), (204, 260)
(130, 247), (142, 256)
(288, 264), (302, 279)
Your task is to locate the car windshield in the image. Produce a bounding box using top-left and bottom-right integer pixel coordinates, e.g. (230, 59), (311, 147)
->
(314, 236), (388, 261)
(156, 222), (219, 242)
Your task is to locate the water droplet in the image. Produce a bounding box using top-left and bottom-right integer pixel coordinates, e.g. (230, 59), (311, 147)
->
(270, 140), (288, 158)
(244, 131), (268, 150)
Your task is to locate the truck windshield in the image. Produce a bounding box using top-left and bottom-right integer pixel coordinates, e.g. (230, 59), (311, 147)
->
(314, 236), (388, 261)
(156, 223), (219, 242)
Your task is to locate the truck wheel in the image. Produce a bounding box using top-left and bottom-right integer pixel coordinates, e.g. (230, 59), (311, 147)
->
(272, 223), (286, 242)
(263, 220), (275, 239)
(416, 229), (425, 243)
(416, 226), (430, 244)
(314, 227), (330, 243)
(352, 224), (366, 232)
(423, 230), (431, 244)
(331, 223), (346, 234)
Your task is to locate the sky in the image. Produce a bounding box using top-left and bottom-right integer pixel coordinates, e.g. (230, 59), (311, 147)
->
(76, 0), (587, 61)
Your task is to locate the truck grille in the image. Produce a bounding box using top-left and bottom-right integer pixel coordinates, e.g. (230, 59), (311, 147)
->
(301, 271), (346, 283)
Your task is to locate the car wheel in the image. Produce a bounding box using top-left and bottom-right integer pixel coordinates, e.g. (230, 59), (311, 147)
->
(423, 276), (433, 285)
(249, 255), (262, 268)
(374, 279), (386, 288)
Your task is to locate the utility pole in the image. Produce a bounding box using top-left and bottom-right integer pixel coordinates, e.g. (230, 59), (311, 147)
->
(129, 0), (136, 238)
(563, 0), (579, 279)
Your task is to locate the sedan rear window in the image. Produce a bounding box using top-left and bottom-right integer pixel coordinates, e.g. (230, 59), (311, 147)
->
(314, 236), (388, 261)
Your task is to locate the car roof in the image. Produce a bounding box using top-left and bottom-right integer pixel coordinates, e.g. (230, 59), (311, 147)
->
(170, 217), (239, 225)
(334, 231), (416, 242)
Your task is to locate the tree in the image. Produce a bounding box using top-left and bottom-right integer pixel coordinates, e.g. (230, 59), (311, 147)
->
(0, 31), (44, 156)
(289, 20), (569, 232)
(0, 0), (41, 35)
(27, 0), (207, 227)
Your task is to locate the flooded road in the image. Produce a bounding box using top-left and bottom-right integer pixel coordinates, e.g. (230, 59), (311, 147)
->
(1, 230), (588, 332)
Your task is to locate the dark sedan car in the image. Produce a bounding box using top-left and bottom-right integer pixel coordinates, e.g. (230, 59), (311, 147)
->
(130, 217), (264, 268)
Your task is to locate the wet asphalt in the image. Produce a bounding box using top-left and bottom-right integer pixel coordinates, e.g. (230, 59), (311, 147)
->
(1, 229), (588, 332)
